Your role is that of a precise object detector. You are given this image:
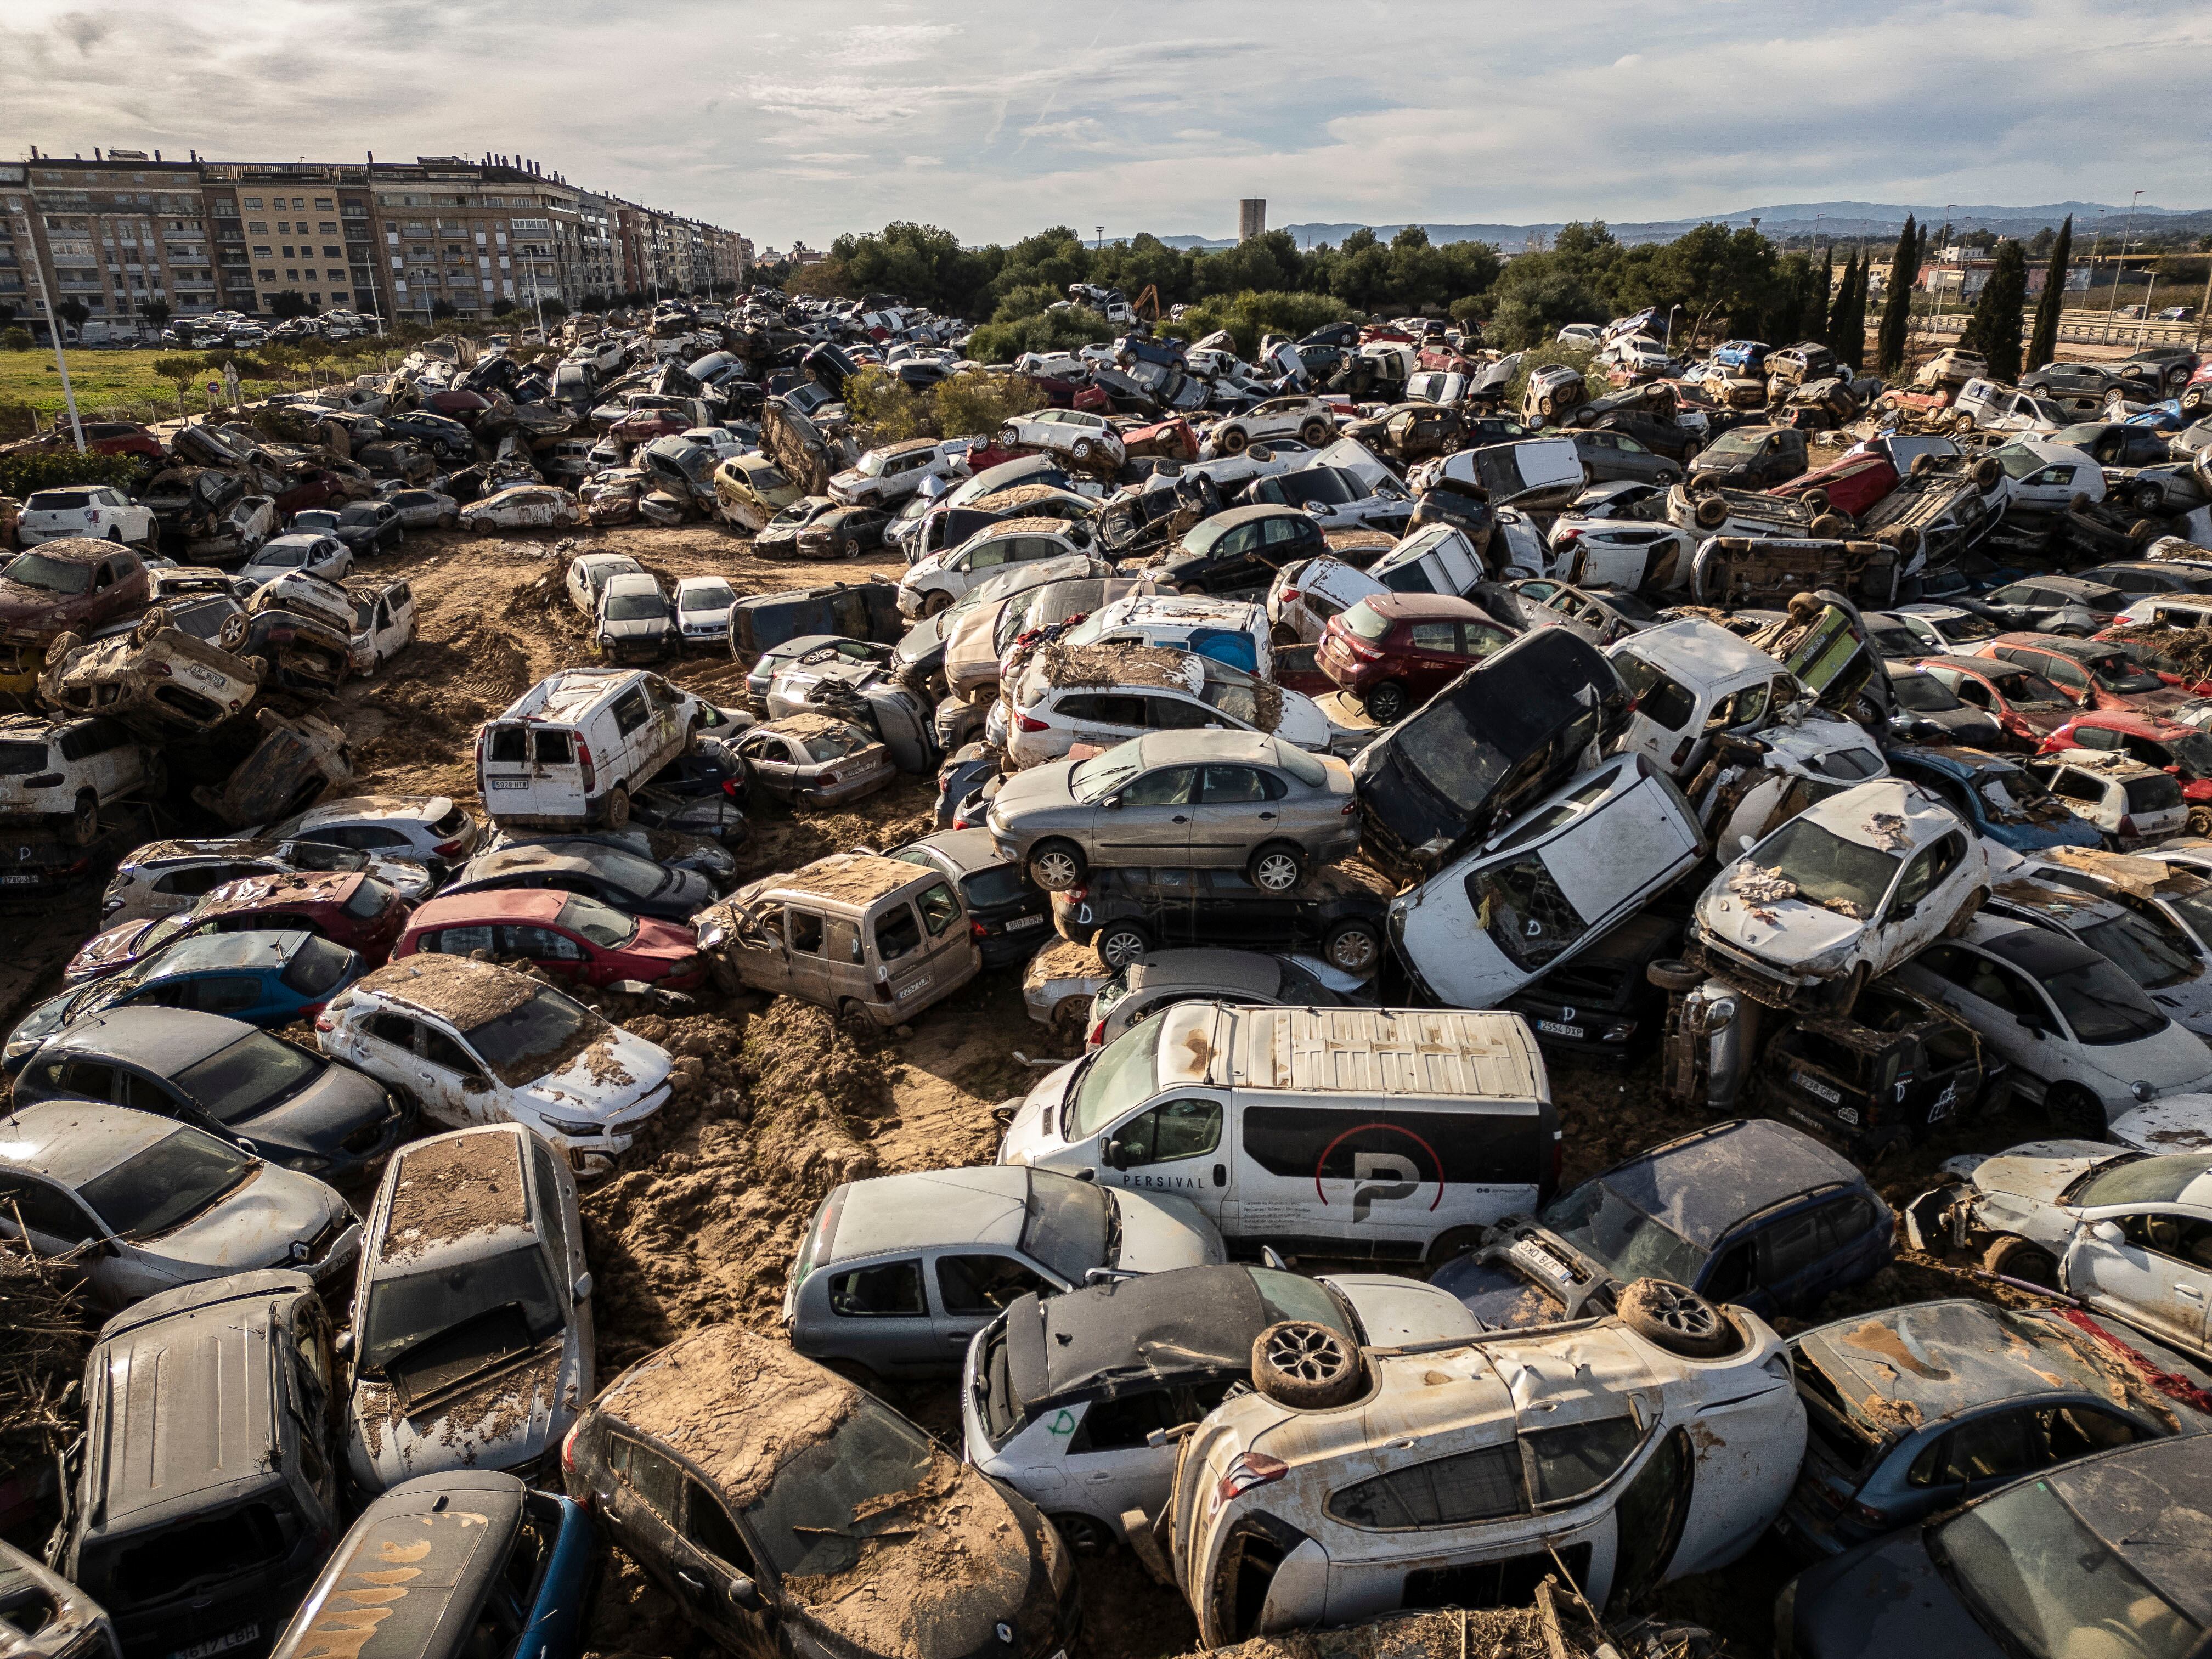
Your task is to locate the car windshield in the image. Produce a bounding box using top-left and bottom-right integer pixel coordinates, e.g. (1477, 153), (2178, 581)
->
(746, 462), (790, 491)
(741, 1399), (941, 1578)
(557, 843), (668, 894)
(1070, 739), (1149, 803)
(257, 544), (306, 567)
(462, 986), (609, 1086)
(1996, 445), (2057, 481)
(605, 591), (666, 621)
(1749, 816), (1902, 915)
(855, 451), (889, 477)
(1928, 1476), (2199, 1659)
(2, 552), (93, 595)
(80, 1126), (255, 1238)
(802, 727), (867, 762)
(1894, 674), (1963, 713)
(1066, 1017), (1166, 1141)
(1539, 1177), (1707, 1286)
(1929, 611), (1997, 643)
(337, 507), (379, 526)
(680, 584), (734, 612)
(1700, 428), (1768, 462)
(1021, 1171), (1111, 1281)
(358, 1243), (565, 1385)
(281, 935), (357, 996)
(2038, 955), (2170, 1045)
(1272, 468), (1359, 507)
(555, 894), (639, 949)
(2080, 653), (2165, 693)
(293, 512), (338, 531)
(1993, 669), (2071, 708)
(2075, 910), (2197, 990)
(176, 1032), (325, 1123)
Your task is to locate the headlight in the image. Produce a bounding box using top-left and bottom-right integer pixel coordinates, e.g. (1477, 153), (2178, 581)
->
(285, 1152), (332, 1175)
(539, 1112), (605, 1138)
(597, 633), (614, 648)
(697, 922), (729, 950)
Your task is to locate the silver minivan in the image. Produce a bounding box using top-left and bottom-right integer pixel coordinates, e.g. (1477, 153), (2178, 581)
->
(692, 853), (983, 1025)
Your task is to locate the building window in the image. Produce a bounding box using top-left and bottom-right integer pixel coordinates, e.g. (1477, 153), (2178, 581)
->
(242, 197), (262, 210)
(252, 246), (270, 257)
(281, 245), (294, 257)
(285, 269), (299, 281)
(257, 270), (275, 282)
(314, 198), (333, 211)
(249, 222), (267, 233)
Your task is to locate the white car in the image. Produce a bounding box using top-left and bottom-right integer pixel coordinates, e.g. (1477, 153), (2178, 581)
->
(1911, 1141), (2212, 1353)
(898, 518), (1090, 619)
(253, 793), (482, 865)
(1599, 334), (1673, 375)
(1980, 859), (2212, 1035)
(1556, 323), (1604, 347)
(459, 484), (583, 532)
(1393, 752), (1707, 1009)
(960, 1262), (1478, 1553)
(673, 575), (738, 646)
(1888, 602), (2001, 654)
(1692, 777), (1989, 1012)
(318, 955), (673, 1172)
(828, 438), (966, 507)
(1894, 916), (2212, 1133)
(2024, 754), (2188, 849)
(1991, 441), (2106, 517)
(1167, 1286), (1803, 1643)
(1266, 556), (1388, 645)
(1550, 516), (1695, 595)
(239, 532), (352, 588)
(0, 712), (151, 844)
(565, 552), (645, 617)
(1950, 379), (2069, 438)
(1206, 396), (1338, 457)
(1000, 646), (1350, 768)
(1059, 593), (1274, 679)
(345, 576), (416, 674)
(15, 485), (156, 549)
(997, 408), (1124, 471)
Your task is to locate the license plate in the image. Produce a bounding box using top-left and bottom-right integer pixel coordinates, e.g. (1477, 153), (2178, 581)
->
(1006, 914), (1045, 930)
(1536, 1019), (1584, 1038)
(183, 662), (228, 689)
(896, 974), (934, 1000)
(174, 1625), (258, 1659)
(1792, 1071), (1842, 1105)
(0, 873), (38, 887)
(488, 778), (527, 790)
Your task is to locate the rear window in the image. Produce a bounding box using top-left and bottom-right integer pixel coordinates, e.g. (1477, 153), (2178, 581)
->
(429, 804), (470, 836)
(279, 935), (356, 997)
(1613, 651), (1696, 730)
(2125, 773), (2185, 812)
(343, 877), (394, 919)
(24, 491), (94, 511)
(1341, 601), (1391, 641)
(0, 741), (50, 776)
(89, 1502), (288, 1610)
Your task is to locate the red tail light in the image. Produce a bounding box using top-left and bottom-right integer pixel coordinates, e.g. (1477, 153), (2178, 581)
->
(1341, 799), (1358, 815)
(971, 920), (988, 939)
(1063, 885), (1087, 902)
(435, 838), (464, 857)
(817, 770), (840, 787)
(576, 738), (597, 792)
(1347, 638), (1382, 661)
(562, 1418), (582, 1475)
(1087, 1019), (1105, 1045)
(873, 979), (895, 1002)
(1015, 713), (1051, 732)
(1215, 1452), (1290, 1509)
(1554, 527), (1583, 544)
(2120, 815), (2137, 838)
(314, 1013), (336, 1032)
(721, 779), (741, 797)
(1280, 586), (1301, 602)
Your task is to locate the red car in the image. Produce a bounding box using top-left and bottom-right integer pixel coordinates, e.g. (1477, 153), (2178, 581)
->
(1971, 634), (2202, 718)
(1769, 449), (1899, 518)
(393, 888), (704, 991)
(610, 407), (691, 447)
(424, 389), (494, 422)
(27, 421), (166, 464)
(2039, 710), (2212, 834)
(1916, 653), (2078, 748)
(64, 870), (411, 986)
(1318, 591), (1515, 725)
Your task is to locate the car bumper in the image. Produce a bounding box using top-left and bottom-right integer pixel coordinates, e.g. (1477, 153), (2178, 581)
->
(896, 588), (929, 618)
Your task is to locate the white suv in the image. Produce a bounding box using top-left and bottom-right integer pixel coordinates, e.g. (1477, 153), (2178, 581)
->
(1206, 396), (1338, 456)
(17, 486), (156, 548)
(2025, 754), (2188, 849)
(0, 713), (151, 844)
(898, 518), (1090, 619)
(828, 438), (966, 507)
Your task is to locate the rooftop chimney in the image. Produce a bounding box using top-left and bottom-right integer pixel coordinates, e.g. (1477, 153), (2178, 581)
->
(154, 149), (160, 161)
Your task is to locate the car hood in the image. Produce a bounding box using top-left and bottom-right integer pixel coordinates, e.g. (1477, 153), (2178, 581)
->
(1111, 1189), (1227, 1274)
(894, 611), (952, 667)
(1273, 689), (1332, 751)
(347, 1333), (574, 1494)
(1792, 1527), (1999, 1659)
(1697, 872), (1866, 970)
(516, 1026), (673, 1118)
(1970, 1141), (2116, 1207)
(152, 1163), (349, 1273)
(0, 583), (74, 634)
(600, 615), (668, 637)
(246, 1065), (393, 1156)
(989, 763), (1080, 820)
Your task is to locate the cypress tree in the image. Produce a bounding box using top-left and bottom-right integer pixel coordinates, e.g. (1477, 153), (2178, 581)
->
(1841, 257), (1870, 371)
(1816, 245), (1833, 345)
(1960, 240), (2030, 384)
(1827, 250), (1859, 359)
(2025, 215), (2073, 373)
(1877, 214), (1918, 373)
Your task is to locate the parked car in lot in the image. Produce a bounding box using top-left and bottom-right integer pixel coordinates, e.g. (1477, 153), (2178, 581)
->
(1318, 592), (1515, 723)
(565, 551), (646, 617)
(783, 1165), (1226, 1382)
(239, 531), (352, 588)
(673, 575), (738, 646)
(899, 518), (1091, 620)
(1888, 667), (2007, 747)
(395, 887), (706, 991)
(962, 1262), (1477, 1555)
(1685, 423), (1808, 490)
(2022, 753), (2188, 848)
(458, 483), (582, 532)
(1917, 653), (2078, 747)
(563, 1323), (1078, 1659)
(732, 713), (894, 807)
(14, 486), (156, 549)
(345, 1125), (591, 1492)
(1001, 642), (1351, 768)
(1052, 860), (1390, 975)
(0, 1099), (360, 1307)
(0, 712), (154, 845)
(292, 500), (404, 557)
(1776, 1298), (2212, 1562)
(1980, 632), (2203, 719)
(1156, 503), (1328, 597)
(64, 866), (411, 985)
(381, 486), (460, 529)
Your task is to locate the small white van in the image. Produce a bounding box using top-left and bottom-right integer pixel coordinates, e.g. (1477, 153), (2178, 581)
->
(995, 1003), (1558, 1262)
(476, 667), (701, 831)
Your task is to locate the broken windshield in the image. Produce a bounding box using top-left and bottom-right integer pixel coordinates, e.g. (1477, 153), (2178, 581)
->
(359, 1244), (563, 1391)
(2, 552), (93, 596)
(1750, 816), (1902, 915)
(1538, 1177), (1706, 1288)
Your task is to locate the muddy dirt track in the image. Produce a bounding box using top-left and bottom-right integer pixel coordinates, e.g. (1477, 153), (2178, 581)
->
(3, 518), (2097, 1659)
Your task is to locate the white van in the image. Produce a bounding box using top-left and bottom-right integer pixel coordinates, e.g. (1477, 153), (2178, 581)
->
(476, 667), (701, 831)
(995, 1003), (1559, 1263)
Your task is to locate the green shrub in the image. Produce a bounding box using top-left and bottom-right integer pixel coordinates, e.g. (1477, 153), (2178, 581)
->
(964, 307), (1114, 364)
(1, 328), (32, 352)
(932, 369), (1041, 438)
(843, 367), (935, 444)
(1158, 290), (1358, 357)
(0, 448), (139, 499)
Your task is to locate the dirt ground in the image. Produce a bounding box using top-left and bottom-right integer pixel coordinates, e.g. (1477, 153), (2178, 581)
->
(0, 516), (2090, 1659)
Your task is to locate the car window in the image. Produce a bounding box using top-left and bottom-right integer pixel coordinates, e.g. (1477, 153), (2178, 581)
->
(1121, 767), (1198, 807)
(827, 1259), (924, 1317)
(421, 1026), (485, 1079)
(1201, 766), (1271, 804)
(0, 1174), (95, 1244)
(1892, 832), (1965, 914)
(2115, 1212), (2212, 1269)
(684, 1479), (758, 1577)
(1115, 1098), (1222, 1164)
(1759, 1206), (1830, 1282)
(788, 910), (825, 955)
(1411, 621), (1460, 651)
(1909, 1411), (2039, 1488)
(610, 1434), (681, 1520)
(1070, 1389), (1184, 1453)
(874, 903), (922, 963)
(1920, 943), (2036, 1018)
(530, 1136), (571, 1273)
(915, 881), (961, 938)
(363, 1010), (419, 1048)
(1328, 1442), (1527, 1528)
(935, 1253), (1052, 1314)
(611, 689), (650, 736)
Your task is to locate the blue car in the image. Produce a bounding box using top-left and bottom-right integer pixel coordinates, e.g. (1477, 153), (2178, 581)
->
(272, 1471), (596, 1659)
(1433, 1118), (1893, 1327)
(2124, 398), (2189, 431)
(2, 929), (365, 1074)
(1711, 338), (1772, 375)
(1884, 744), (2102, 853)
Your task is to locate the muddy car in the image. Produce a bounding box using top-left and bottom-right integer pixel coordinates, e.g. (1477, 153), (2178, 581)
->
(190, 707), (352, 829)
(0, 712), (153, 845)
(0, 539), (152, 700)
(346, 1124), (591, 1493)
(1761, 977), (2004, 1160)
(1859, 451), (2006, 568)
(566, 1323), (1077, 1659)
(732, 713), (895, 808)
(1690, 535), (1901, 608)
(458, 484), (582, 533)
(1165, 1282), (1805, 1645)
(38, 612), (262, 731)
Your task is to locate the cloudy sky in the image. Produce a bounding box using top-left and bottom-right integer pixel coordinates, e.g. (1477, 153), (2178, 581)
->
(5, 0), (2209, 248)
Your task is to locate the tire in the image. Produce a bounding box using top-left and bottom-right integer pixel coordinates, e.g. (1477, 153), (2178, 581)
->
(1094, 921), (1150, 970)
(2189, 806), (2212, 838)
(1048, 1513), (1116, 1558)
(1810, 513), (1847, 539)
(440, 513), (458, 529)
(603, 785), (631, 831)
(1070, 437), (1094, 462)
(1801, 489), (1830, 514)
(1952, 413), (1976, 435)
(68, 791), (99, 848)
(2045, 1081), (2108, 1141)
(105, 528), (122, 543)
(1217, 426), (1249, 454)
(1913, 453), (1941, 478)
(1942, 885), (1988, 938)
(2130, 518), (2161, 544)
(1027, 839), (1086, 893)
(1694, 494), (1729, 530)
(1646, 957), (1706, 994)
(998, 425), (1019, 449)
(1362, 680), (1410, 725)
(1324, 919), (1381, 977)
(1615, 1278), (1739, 1358)
(1982, 1233), (2061, 1290)
(1821, 963), (1870, 1018)
(922, 590), (952, 618)
(1300, 420), (1331, 446)
(1971, 456), (2004, 489)
(840, 536), (863, 560)
(1251, 1319), (1364, 1409)
(1424, 1226), (1485, 1268)
(837, 998), (875, 1031)
(1248, 842), (1305, 894)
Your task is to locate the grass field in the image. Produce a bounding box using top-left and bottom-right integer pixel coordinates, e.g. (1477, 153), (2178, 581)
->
(0, 349), (369, 426)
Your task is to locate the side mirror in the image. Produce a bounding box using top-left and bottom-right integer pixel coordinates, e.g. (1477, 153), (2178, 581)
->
(335, 1330), (354, 1360)
(727, 1573), (764, 1612)
(1102, 1138), (1127, 1172)
(1736, 834), (1755, 853)
(2018, 1014), (2047, 1036)
(2090, 1220), (2126, 1246)
(237, 1139), (258, 1159)
(573, 1272), (594, 1304)
(1103, 795), (1122, 810)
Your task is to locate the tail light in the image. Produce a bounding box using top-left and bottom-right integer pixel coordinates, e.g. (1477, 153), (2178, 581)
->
(314, 1013), (336, 1032)
(971, 920), (988, 940)
(1087, 1019), (1105, 1045)
(24, 773), (61, 788)
(148, 661), (172, 678)
(873, 978), (895, 1002)
(1554, 526), (1583, 544)
(1347, 638), (1381, 661)
(2120, 815), (2137, 838)
(1015, 713), (1051, 732)
(1341, 799), (1358, 815)
(1063, 885), (1087, 903)
(1280, 586), (1301, 602)
(434, 837), (465, 857)
(576, 738), (597, 792)
(817, 770), (841, 787)
(1215, 1452), (1289, 1509)
(562, 1418), (582, 1476)
(473, 727), (486, 769)
(1850, 1500), (1891, 1527)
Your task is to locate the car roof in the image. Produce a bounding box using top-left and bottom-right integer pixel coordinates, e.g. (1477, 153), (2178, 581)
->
(377, 1127), (538, 1272)
(1127, 949), (1285, 997)
(411, 888), (571, 928)
(1602, 1119), (1859, 1250)
(1135, 729), (1287, 768)
(351, 953), (544, 1030)
(298, 793), (447, 825)
(0, 1096), (180, 1187)
(1616, 616), (1784, 682)
(1967, 914), (2111, 976)
(1797, 777), (1953, 853)
(1155, 1003), (1542, 1099)
(50, 1004), (265, 1071)
(1919, 652), (2024, 679)
(744, 851), (934, 910)
(1361, 591), (1494, 622)
(135, 929), (311, 977)
(1007, 1264), (1286, 1409)
(1892, 744), (2022, 777)
(899, 827), (1004, 874)
(826, 1166), (1034, 1260)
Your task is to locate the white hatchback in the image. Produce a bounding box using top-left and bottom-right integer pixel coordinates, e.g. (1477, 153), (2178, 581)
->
(565, 551), (645, 617)
(16, 485), (156, 548)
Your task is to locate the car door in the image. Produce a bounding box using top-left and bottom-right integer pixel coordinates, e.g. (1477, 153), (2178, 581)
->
(2066, 1210), (2212, 1350)
(1065, 1386), (1187, 1526)
(1873, 830), (1968, 969)
(1104, 1094), (1229, 1225)
(670, 1476), (776, 1657)
(1913, 943), (2057, 1094)
(596, 1434), (693, 1610)
(1189, 765), (1280, 870)
(782, 907), (837, 1007)
(418, 1020), (499, 1126)
(929, 1250), (1056, 1365)
(503, 922), (594, 986)
(820, 1255), (940, 1372)
(1099, 765), (1198, 862)
(736, 731), (799, 797)
(1404, 619), (1471, 699)
(0, 1171), (122, 1300)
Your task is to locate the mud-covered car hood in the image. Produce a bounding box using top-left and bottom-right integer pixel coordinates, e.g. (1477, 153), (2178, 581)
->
(348, 1334), (575, 1493)
(1970, 1140), (2116, 1207)
(1697, 874), (1866, 971)
(997, 1058), (1083, 1164)
(516, 1026), (673, 1121)
(153, 1162), (350, 1274)
(0, 583), (75, 638)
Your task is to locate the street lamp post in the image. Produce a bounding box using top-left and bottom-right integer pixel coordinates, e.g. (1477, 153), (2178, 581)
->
(2105, 189), (2143, 344)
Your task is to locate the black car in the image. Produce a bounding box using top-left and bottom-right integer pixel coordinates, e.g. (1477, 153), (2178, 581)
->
(1684, 424), (1808, 490)
(2113, 345), (2197, 400)
(2049, 420), (2178, 469)
(727, 579), (904, 659)
(1049, 862), (1389, 975)
(441, 838), (720, 921)
(1779, 1432), (2212, 1659)
(797, 502), (894, 560)
(1350, 625), (1630, 885)
(377, 411), (477, 462)
(1570, 427), (1683, 486)
(1155, 503), (1326, 596)
(885, 827), (1048, 967)
(302, 499), (404, 556)
(12, 1006), (404, 1180)
(2022, 359), (2132, 407)
(1502, 909), (1680, 1058)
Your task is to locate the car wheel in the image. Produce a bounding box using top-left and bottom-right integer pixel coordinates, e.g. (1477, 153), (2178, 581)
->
(1616, 1278), (1740, 1358)
(1300, 419), (1331, 447)
(67, 791), (99, 848)
(1423, 1226), (1485, 1269)
(1095, 921), (1150, 969)
(2190, 806), (2212, 839)
(603, 785), (631, 831)
(441, 513), (458, 529)
(2044, 1082), (2108, 1141)
(841, 536), (863, 560)
(1646, 957), (1707, 993)
(1819, 962), (1870, 1018)
(998, 425), (1020, 449)
(1250, 1319), (1364, 1409)
(1048, 1513), (1116, 1558)
(1217, 426), (1249, 454)
(1249, 843), (1305, 893)
(1027, 839), (1086, 893)
(1324, 919), (1380, 975)
(1982, 1233), (2061, 1290)
(922, 590), (952, 618)
(1362, 680), (1409, 725)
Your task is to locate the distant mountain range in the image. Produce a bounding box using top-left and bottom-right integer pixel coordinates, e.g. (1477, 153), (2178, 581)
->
(1153, 200), (2212, 252)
